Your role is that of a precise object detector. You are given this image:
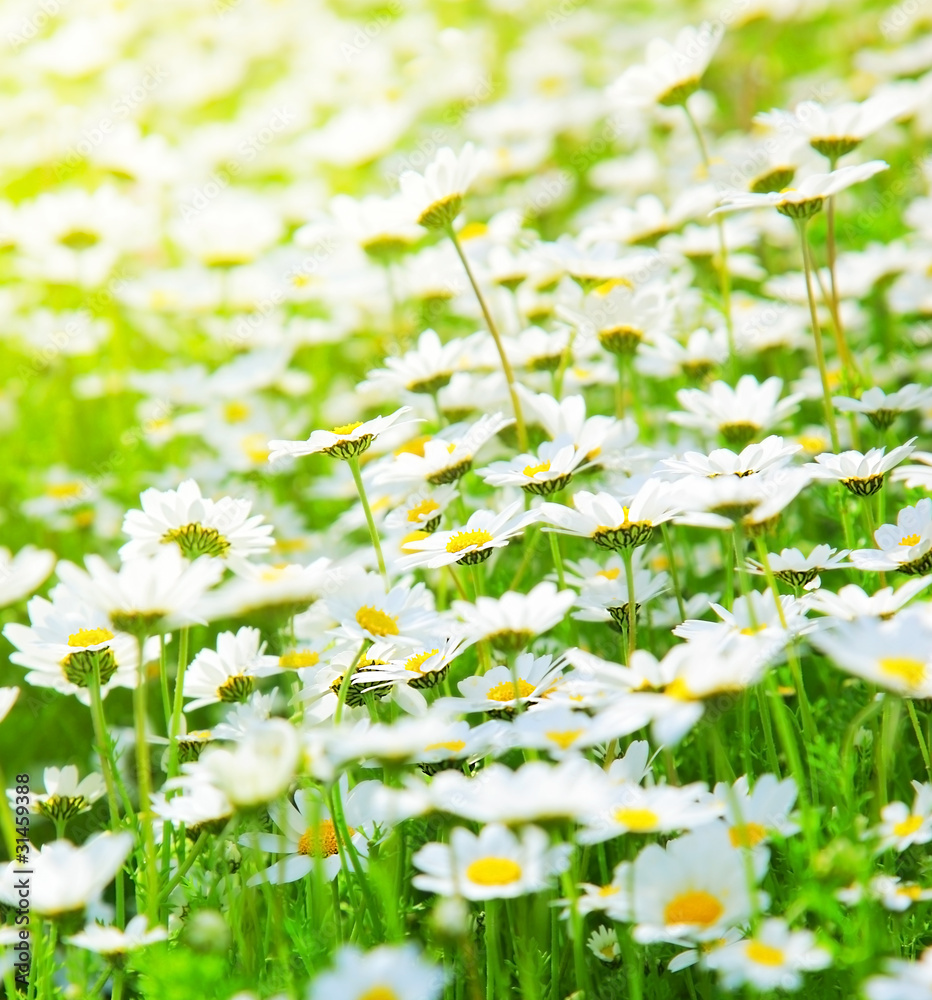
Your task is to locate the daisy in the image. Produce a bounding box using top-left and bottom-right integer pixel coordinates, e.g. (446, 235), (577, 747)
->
(120, 479), (274, 574)
(806, 439), (916, 496)
(0, 545), (55, 607)
(540, 482), (682, 551)
(673, 590), (813, 651)
(478, 434), (590, 496)
(894, 453), (932, 492)
(66, 915), (168, 955)
(14, 765), (105, 826)
(399, 143), (486, 230)
(360, 329), (469, 397)
(323, 573), (440, 645)
(746, 544), (850, 590)
(436, 653), (566, 718)
(657, 436), (802, 480)
(835, 383), (932, 430)
(713, 161), (889, 220)
(307, 944), (445, 1000)
(671, 376), (803, 445)
(806, 578), (932, 621)
(842, 875), (932, 912)
(865, 948), (932, 1000)
(412, 823), (571, 900)
(183, 626), (282, 712)
(397, 501), (537, 569)
(850, 499), (932, 575)
(588, 925), (621, 964)
(627, 824), (768, 945)
(0, 687), (18, 724)
(577, 782), (722, 844)
(811, 608), (932, 697)
(269, 407), (414, 463)
(572, 564), (670, 630)
(241, 784), (370, 886)
(197, 558), (338, 620)
(704, 917), (831, 991)
(712, 774), (800, 849)
(564, 283), (672, 357)
(515, 389), (631, 459)
(326, 193), (423, 260)
(607, 21), (724, 108)
(637, 328), (729, 381)
(451, 582), (575, 651)
(507, 702), (647, 757)
(872, 781), (932, 852)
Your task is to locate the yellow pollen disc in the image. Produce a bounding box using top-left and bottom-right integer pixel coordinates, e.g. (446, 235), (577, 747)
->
(355, 606), (400, 637)
(446, 529), (493, 553)
(46, 482), (84, 500)
(279, 651), (319, 669)
(746, 941), (785, 967)
(593, 277), (633, 295)
(401, 530), (430, 550)
(241, 432), (271, 464)
(901, 533), (921, 547)
(797, 434), (827, 453)
(600, 945), (616, 958)
(650, 555), (670, 572)
(523, 460), (551, 478)
(663, 890), (724, 927)
(407, 498), (440, 522)
(879, 656), (926, 689)
(664, 677), (695, 701)
(486, 678), (535, 702)
(332, 421), (363, 435)
(728, 822), (767, 848)
(458, 221), (488, 241)
(740, 624), (768, 636)
(546, 729), (583, 750)
(894, 814), (924, 837)
(598, 884), (620, 896)
(67, 627), (115, 647)
(446, 442), (458, 454)
(405, 649), (439, 673)
(394, 435), (431, 457)
(614, 808), (660, 832)
(899, 885), (924, 900)
(223, 401), (250, 423)
(466, 857), (523, 886)
(358, 987), (400, 1000)
(297, 819), (350, 858)
(424, 740), (466, 752)
(597, 568), (621, 580)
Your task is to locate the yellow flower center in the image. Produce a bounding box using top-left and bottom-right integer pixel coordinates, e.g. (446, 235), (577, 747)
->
(740, 624), (768, 636)
(728, 822), (767, 848)
(797, 434), (827, 453)
(486, 678), (535, 702)
(279, 651), (319, 669)
(614, 808), (659, 831)
(67, 627), (115, 647)
(407, 499), (440, 522)
(424, 740), (466, 752)
(223, 401), (250, 423)
(359, 988), (400, 1000)
(596, 568), (621, 580)
(593, 277), (633, 295)
(466, 857), (523, 886)
(405, 649), (439, 673)
(746, 941), (785, 967)
(523, 460), (551, 478)
(332, 421), (363, 435)
(458, 222), (488, 241)
(46, 482), (84, 500)
(241, 432), (271, 464)
(545, 729), (584, 750)
(893, 814), (924, 837)
(446, 529), (493, 553)
(901, 533), (921, 547)
(297, 819), (349, 858)
(355, 606), (400, 637)
(394, 435), (431, 457)
(879, 656), (926, 689)
(598, 884), (620, 896)
(664, 677), (695, 701)
(401, 530), (431, 551)
(899, 885), (924, 900)
(663, 891), (724, 927)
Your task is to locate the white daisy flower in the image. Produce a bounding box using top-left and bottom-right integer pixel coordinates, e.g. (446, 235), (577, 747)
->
(360, 329), (469, 397)
(326, 193), (422, 260)
(572, 563), (670, 630)
(308, 944), (444, 1000)
(712, 774), (800, 849)
(587, 925), (621, 964)
(269, 406), (415, 464)
(562, 282), (672, 357)
(451, 582), (575, 651)
(834, 383), (932, 430)
(806, 439), (916, 496)
(505, 703), (645, 757)
(704, 917), (831, 991)
(515, 389), (633, 460)
(241, 784), (371, 886)
(66, 915), (168, 955)
(894, 452), (932, 491)
(399, 143), (486, 230)
(607, 21), (724, 108)
(746, 544), (850, 590)
(0, 545), (55, 608)
(577, 782), (722, 845)
(120, 479), (273, 574)
(383, 486), (460, 536)
(806, 578), (932, 621)
(658, 436), (802, 480)
(323, 573), (440, 646)
(435, 652), (566, 718)
(850, 498), (932, 575)
(183, 626), (281, 713)
(713, 161), (889, 220)
(412, 823), (571, 900)
(477, 434), (591, 496)
(844, 875), (932, 912)
(671, 376), (803, 445)
(872, 781), (932, 852)
(0, 687), (18, 724)
(398, 502), (537, 571)
(865, 948), (932, 1000)
(10, 765), (105, 826)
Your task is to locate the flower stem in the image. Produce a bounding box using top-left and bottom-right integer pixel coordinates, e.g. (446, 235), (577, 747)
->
(447, 226), (528, 451)
(87, 662), (123, 826)
(797, 219), (841, 451)
(166, 626), (191, 783)
(133, 634), (159, 923)
(907, 698), (932, 783)
(348, 455), (388, 588)
(622, 546), (638, 659)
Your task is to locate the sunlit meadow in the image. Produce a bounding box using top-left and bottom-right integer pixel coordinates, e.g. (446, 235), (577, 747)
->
(2, 0), (932, 997)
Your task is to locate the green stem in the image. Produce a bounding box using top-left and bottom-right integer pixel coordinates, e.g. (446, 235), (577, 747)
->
(797, 219), (840, 451)
(907, 699), (932, 783)
(448, 227), (528, 451)
(548, 531), (567, 591)
(88, 660), (122, 826)
(661, 524), (687, 622)
(132, 633), (159, 922)
(622, 547), (638, 660)
(334, 642), (367, 724)
(166, 626), (191, 783)
(157, 829), (210, 907)
(348, 456), (388, 588)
